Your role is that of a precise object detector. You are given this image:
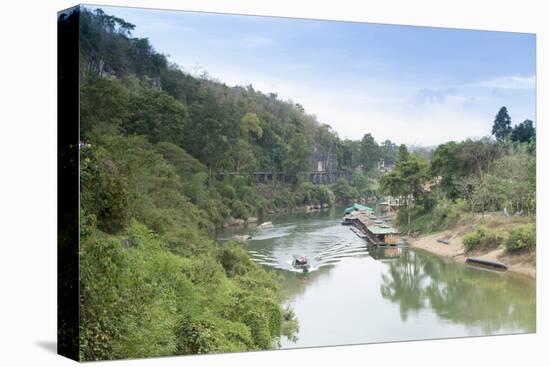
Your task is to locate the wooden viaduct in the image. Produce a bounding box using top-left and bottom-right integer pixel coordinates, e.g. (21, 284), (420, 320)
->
(214, 171), (352, 185)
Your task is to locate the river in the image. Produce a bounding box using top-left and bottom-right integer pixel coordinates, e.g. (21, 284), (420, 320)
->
(217, 207), (536, 349)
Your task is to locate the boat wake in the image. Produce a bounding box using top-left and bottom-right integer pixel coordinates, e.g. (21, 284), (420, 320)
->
(245, 223), (369, 273)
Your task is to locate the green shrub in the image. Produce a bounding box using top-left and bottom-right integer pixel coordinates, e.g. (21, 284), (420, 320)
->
(155, 142), (207, 176)
(462, 227), (502, 252)
(272, 188), (295, 208)
(201, 199), (229, 227)
(332, 178), (359, 203)
(463, 231), (482, 251)
(431, 201), (461, 230)
(215, 181), (236, 200)
(416, 193), (437, 212)
(230, 200), (250, 219)
(398, 200), (462, 234)
(216, 243), (254, 277)
(299, 183), (334, 206)
(176, 314), (253, 354)
(236, 185), (256, 204)
(183, 172), (208, 205)
(505, 224), (536, 253)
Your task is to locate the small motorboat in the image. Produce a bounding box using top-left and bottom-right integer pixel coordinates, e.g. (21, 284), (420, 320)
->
(293, 255), (310, 271)
(341, 215), (354, 226)
(466, 257), (507, 270)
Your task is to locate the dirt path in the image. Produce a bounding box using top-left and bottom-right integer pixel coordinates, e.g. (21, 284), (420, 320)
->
(406, 227), (536, 278)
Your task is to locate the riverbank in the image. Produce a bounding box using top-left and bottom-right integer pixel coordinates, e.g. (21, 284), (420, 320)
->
(406, 218), (536, 278)
(223, 203), (332, 228)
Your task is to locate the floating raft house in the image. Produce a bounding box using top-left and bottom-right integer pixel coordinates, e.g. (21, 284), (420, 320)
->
(351, 211), (401, 246)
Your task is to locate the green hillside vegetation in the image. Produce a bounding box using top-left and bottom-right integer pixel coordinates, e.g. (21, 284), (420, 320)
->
(379, 107), (536, 254)
(79, 134), (299, 360)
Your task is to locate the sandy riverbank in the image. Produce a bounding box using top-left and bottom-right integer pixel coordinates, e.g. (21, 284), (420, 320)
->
(406, 227), (536, 278)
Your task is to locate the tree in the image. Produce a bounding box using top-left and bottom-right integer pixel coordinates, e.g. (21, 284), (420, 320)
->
(125, 88), (189, 146)
(351, 172), (372, 197)
(339, 139), (361, 171)
(233, 139), (258, 173)
(430, 139), (500, 200)
(492, 106), (512, 141)
(380, 155), (428, 235)
(185, 91), (234, 182)
(234, 113), (263, 172)
(80, 75), (130, 137)
(457, 138), (500, 177)
(430, 142), (460, 198)
(80, 147), (129, 234)
(380, 171), (405, 200)
(399, 159), (429, 233)
(510, 119), (535, 143)
(283, 134), (311, 179)
(396, 144), (410, 165)
(155, 142), (207, 177)
(359, 133), (381, 173)
(332, 178), (359, 203)
(240, 112), (263, 139)
(380, 140), (398, 167)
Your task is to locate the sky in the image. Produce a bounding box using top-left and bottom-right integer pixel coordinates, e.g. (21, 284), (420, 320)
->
(96, 5), (536, 146)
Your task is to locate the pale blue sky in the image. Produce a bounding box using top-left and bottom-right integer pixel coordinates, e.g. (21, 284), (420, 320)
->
(93, 5), (536, 146)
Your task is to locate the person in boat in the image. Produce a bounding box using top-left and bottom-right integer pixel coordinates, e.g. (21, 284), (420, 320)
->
(294, 256), (308, 266)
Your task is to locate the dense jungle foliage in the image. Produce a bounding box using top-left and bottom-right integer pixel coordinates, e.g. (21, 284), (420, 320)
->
(78, 130), (303, 360)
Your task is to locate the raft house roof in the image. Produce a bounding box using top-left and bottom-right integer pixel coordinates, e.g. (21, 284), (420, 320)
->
(354, 212), (399, 235)
(366, 225), (398, 235)
(344, 203), (374, 214)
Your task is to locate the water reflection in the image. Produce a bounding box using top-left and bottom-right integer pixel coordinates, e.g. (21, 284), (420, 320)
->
(380, 249), (427, 321)
(276, 265), (335, 301)
(379, 249), (536, 333)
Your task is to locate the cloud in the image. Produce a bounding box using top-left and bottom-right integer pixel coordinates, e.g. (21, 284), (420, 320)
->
(414, 88), (457, 105)
(478, 75), (535, 90)
(317, 96), (490, 146)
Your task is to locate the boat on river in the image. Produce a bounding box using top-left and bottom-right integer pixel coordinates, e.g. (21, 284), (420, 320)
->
(292, 255), (310, 271)
(466, 257), (508, 270)
(341, 215), (354, 225)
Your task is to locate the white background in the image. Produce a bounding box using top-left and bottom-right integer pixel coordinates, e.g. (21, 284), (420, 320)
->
(0, 0), (547, 366)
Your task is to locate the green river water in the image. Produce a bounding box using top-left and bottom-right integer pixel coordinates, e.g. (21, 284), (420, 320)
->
(217, 207), (536, 348)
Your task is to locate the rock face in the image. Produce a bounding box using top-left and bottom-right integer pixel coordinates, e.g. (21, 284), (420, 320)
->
(246, 217), (258, 224)
(232, 235), (252, 243)
(308, 141), (341, 184)
(257, 221), (273, 229)
(225, 217), (246, 227)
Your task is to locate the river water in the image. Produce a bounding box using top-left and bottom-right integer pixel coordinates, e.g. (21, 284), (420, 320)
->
(217, 207), (536, 349)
